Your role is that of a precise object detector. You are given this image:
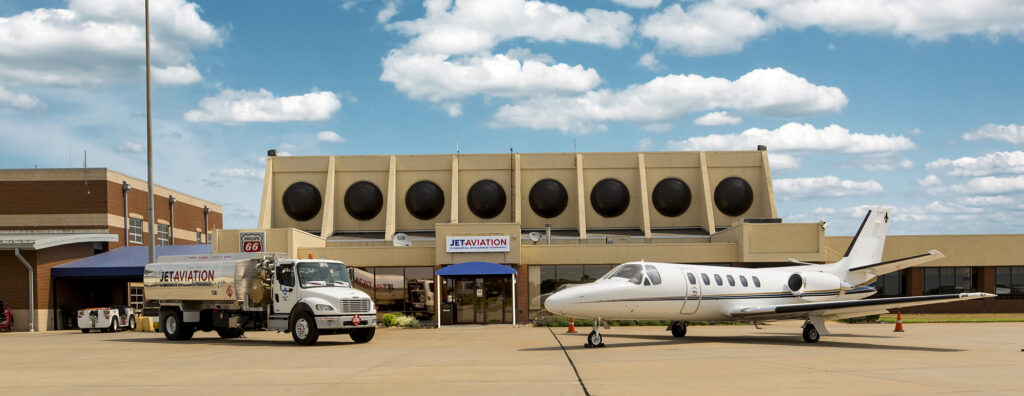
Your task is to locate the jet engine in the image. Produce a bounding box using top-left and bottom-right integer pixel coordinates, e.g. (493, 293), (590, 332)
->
(787, 272), (853, 302)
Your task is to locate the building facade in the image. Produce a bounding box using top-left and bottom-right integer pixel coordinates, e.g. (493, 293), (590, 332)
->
(212, 151), (1024, 324)
(0, 168), (223, 331)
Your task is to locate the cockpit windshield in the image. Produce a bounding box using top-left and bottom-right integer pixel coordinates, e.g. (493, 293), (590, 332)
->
(604, 264), (645, 285)
(297, 262), (351, 288)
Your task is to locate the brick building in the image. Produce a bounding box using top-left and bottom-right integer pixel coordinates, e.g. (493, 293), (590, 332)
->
(0, 168), (222, 331)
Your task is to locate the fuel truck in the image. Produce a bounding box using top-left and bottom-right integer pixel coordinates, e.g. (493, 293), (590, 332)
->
(144, 253), (376, 346)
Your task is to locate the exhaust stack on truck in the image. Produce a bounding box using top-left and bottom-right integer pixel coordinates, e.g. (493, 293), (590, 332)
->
(144, 253), (376, 346)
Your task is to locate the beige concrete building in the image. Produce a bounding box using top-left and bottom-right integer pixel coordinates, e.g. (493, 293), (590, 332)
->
(212, 150), (1024, 324)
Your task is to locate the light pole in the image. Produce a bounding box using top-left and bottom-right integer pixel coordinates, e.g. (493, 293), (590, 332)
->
(122, 181), (131, 245)
(145, 0), (156, 263)
(169, 195), (176, 245)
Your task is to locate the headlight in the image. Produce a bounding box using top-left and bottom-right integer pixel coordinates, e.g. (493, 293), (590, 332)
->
(315, 304), (335, 311)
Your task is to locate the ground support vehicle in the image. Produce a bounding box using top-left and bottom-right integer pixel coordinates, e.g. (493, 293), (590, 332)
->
(78, 306), (136, 333)
(144, 253), (376, 346)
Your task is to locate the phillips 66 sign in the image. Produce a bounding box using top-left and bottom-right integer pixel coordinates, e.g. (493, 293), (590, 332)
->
(239, 232), (266, 253)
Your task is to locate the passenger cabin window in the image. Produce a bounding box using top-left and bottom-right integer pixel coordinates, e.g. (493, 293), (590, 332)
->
(727, 275), (736, 286)
(276, 265), (295, 287)
(739, 275), (748, 287)
(610, 264), (644, 285)
(686, 273), (697, 285)
(714, 274), (723, 286)
(645, 265), (662, 285)
(701, 273), (711, 285)
(752, 276), (761, 287)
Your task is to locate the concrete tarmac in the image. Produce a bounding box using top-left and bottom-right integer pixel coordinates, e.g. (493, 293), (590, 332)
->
(1, 321), (1022, 395)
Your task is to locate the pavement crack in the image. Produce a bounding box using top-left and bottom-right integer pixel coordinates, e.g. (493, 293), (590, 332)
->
(547, 327), (590, 396)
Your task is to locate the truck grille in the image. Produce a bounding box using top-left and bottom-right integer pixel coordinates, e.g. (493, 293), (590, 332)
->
(340, 299), (371, 313)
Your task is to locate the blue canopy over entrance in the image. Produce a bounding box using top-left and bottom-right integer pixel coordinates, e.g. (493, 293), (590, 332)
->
(51, 244), (212, 278)
(435, 261), (516, 276)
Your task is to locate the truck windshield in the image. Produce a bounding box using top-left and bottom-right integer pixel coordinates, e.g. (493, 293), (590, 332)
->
(297, 262), (351, 288)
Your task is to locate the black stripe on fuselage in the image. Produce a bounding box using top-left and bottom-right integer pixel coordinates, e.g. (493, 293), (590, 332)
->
(844, 209), (872, 257)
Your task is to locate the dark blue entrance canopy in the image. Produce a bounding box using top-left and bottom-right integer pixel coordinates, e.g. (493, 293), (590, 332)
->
(435, 261), (517, 276)
(51, 244), (212, 278)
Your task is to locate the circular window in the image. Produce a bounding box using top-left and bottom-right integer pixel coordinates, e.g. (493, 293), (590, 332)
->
(714, 177), (753, 217)
(282, 182), (322, 222)
(590, 178), (630, 218)
(651, 178), (691, 217)
(528, 179), (569, 218)
(467, 180), (506, 219)
(405, 180), (445, 220)
(344, 181), (383, 221)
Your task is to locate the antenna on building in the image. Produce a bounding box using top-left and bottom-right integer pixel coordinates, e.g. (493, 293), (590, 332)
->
(456, 143), (459, 155)
(573, 138), (576, 154)
(83, 150), (90, 194)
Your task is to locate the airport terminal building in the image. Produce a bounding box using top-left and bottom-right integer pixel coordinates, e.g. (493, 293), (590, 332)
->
(212, 150), (1024, 324)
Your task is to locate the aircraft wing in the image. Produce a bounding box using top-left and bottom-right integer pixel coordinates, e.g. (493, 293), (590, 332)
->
(847, 250), (945, 275)
(730, 292), (994, 321)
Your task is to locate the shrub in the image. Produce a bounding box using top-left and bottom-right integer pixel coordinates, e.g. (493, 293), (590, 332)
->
(837, 314), (881, 324)
(378, 313), (420, 328)
(379, 313), (399, 327)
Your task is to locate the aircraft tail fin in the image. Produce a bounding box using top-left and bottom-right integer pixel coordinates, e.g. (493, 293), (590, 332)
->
(832, 207), (890, 281)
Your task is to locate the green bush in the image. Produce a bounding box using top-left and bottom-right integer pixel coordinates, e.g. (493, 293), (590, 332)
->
(837, 314), (881, 323)
(395, 315), (420, 328)
(378, 313), (420, 328)
(379, 313), (399, 327)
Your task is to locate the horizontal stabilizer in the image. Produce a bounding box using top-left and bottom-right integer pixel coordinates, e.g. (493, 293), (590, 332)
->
(848, 250), (944, 275)
(731, 292), (994, 321)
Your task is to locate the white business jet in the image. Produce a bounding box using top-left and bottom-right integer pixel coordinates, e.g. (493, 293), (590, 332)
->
(544, 207), (995, 347)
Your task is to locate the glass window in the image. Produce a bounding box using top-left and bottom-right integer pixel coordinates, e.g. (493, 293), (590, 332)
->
(297, 262), (351, 288)
(645, 265), (662, 285)
(726, 275), (736, 286)
(686, 272), (696, 285)
(584, 265), (613, 282)
(276, 265), (294, 287)
(1013, 267), (1024, 296)
(701, 273), (710, 286)
(156, 224), (169, 245)
(207, 232), (212, 244)
(713, 274), (723, 286)
(556, 265), (584, 289)
(375, 267), (405, 312)
(875, 270), (905, 297)
(405, 267), (435, 320)
(350, 267), (375, 297)
(923, 267), (975, 295)
(996, 266), (1024, 296)
(739, 275), (748, 287)
(128, 218), (143, 244)
(609, 264), (644, 285)
(196, 231), (202, 243)
(752, 276), (761, 287)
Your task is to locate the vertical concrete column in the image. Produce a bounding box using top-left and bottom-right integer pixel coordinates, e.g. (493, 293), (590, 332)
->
(320, 156), (336, 237)
(257, 157), (274, 229)
(575, 153), (587, 239)
(698, 152), (717, 234)
(760, 151), (778, 218)
(637, 153), (652, 238)
(513, 154), (522, 224)
(450, 155), (459, 224)
(384, 156), (397, 240)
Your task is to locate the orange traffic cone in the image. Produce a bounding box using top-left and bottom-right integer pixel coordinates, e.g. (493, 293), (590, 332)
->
(893, 311), (905, 332)
(566, 317), (577, 333)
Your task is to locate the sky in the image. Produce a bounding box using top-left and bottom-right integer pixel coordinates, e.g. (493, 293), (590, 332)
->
(1, 0), (1023, 235)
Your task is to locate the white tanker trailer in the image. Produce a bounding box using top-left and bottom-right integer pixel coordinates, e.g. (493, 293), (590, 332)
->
(144, 253), (376, 346)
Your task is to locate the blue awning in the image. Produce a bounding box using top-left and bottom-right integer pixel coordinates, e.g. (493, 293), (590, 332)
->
(51, 244), (212, 278)
(435, 261), (517, 276)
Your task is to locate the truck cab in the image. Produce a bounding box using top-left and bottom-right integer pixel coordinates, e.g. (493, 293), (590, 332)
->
(269, 259), (377, 345)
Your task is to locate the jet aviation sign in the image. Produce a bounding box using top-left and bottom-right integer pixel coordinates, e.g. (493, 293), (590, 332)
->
(446, 236), (510, 253)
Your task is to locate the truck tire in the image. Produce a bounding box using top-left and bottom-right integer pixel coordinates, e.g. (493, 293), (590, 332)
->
(216, 328), (245, 339)
(109, 317), (119, 332)
(291, 311), (319, 346)
(81, 329), (90, 334)
(127, 315), (137, 331)
(350, 328), (375, 343)
(161, 310), (195, 341)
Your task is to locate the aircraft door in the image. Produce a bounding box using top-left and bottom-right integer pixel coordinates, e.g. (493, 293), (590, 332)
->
(680, 270), (701, 315)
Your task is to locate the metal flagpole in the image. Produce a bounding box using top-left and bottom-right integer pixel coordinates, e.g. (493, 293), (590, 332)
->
(145, 0), (156, 263)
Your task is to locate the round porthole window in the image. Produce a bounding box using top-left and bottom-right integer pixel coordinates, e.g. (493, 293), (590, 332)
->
(405, 180), (445, 220)
(714, 177), (753, 217)
(528, 179), (569, 218)
(651, 178), (691, 217)
(344, 181), (383, 221)
(282, 182), (322, 221)
(590, 178), (630, 218)
(467, 180), (506, 219)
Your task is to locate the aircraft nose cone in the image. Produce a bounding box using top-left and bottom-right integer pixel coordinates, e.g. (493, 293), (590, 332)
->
(544, 291), (567, 314)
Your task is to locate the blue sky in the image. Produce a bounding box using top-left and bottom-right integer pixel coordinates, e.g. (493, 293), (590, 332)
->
(1, 0), (1023, 235)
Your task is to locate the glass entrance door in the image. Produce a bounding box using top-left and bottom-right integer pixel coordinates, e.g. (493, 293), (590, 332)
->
(484, 277), (506, 323)
(454, 278), (481, 324)
(450, 276), (512, 324)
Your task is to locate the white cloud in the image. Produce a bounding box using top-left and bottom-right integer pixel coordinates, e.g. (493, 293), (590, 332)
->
(381, 50), (601, 103)
(214, 168), (265, 179)
(116, 140), (143, 153)
(443, 102), (463, 117)
(773, 176), (883, 199)
(962, 124), (1024, 145)
(641, 2), (771, 56)
(812, 207), (835, 216)
(641, 123), (672, 132)
(638, 137), (653, 151)
(612, 0), (661, 8)
(378, 1), (400, 24)
(388, 0), (634, 55)
(900, 159), (914, 169)
(636, 52), (662, 71)
(917, 174), (942, 187)
(492, 68), (846, 133)
(926, 151), (1024, 176)
(0, 85), (41, 110)
(639, 0), (1024, 56)
(184, 89), (342, 123)
(316, 131), (346, 143)
(858, 157), (914, 171)
(669, 122), (914, 154)
(0, 0), (221, 86)
(948, 175), (1024, 195)
(960, 195), (1014, 206)
(768, 153), (800, 170)
(694, 111), (742, 126)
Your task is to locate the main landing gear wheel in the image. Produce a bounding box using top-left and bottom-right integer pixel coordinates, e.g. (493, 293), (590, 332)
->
(670, 321), (687, 338)
(585, 330), (605, 348)
(802, 323), (820, 343)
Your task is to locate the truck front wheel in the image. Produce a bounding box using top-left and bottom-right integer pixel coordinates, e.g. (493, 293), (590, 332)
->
(291, 312), (319, 346)
(350, 328), (375, 343)
(216, 328), (245, 339)
(161, 310), (195, 341)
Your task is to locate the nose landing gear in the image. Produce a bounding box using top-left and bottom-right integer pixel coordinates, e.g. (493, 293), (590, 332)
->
(584, 317), (605, 348)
